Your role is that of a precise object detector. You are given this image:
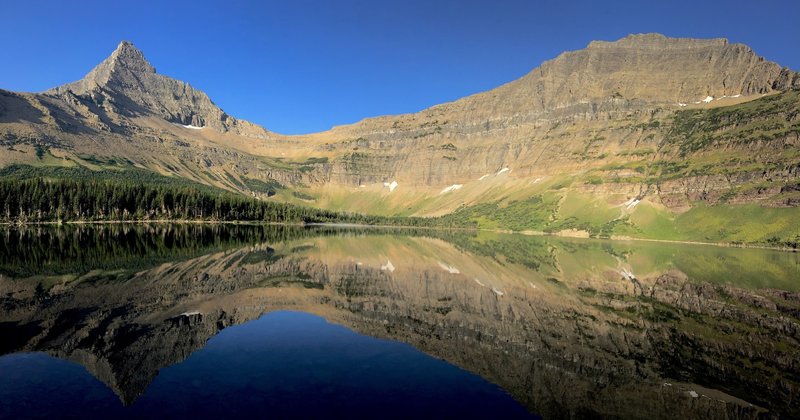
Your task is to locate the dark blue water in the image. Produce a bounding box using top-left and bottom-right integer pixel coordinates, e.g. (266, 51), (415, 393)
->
(0, 311), (532, 419)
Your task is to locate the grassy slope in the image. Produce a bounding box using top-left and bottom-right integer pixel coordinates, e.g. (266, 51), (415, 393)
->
(441, 91), (800, 246)
(442, 183), (800, 247)
(631, 203), (800, 245)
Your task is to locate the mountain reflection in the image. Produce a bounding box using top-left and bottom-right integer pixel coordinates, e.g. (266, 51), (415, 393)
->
(0, 224), (798, 418)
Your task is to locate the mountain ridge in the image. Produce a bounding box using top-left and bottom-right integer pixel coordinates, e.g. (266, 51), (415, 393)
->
(330, 33), (798, 134)
(33, 34), (800, 138)
(45, 40), (273, 138)
(1, 33), (799, 244)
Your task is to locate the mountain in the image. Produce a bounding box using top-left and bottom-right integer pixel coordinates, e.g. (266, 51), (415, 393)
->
(1, 34), (799, 244)
(357, 33), (797, 132)
(46, 41), (270, 137)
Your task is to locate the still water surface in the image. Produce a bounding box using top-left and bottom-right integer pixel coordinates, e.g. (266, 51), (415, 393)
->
(0, 224), (798, 419)
(1, 311), (528, 419)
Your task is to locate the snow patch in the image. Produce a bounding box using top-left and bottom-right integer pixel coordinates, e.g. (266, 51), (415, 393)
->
(381, 260), (395, 272)
(677, 103), (687, 107)
(474, 278), (485, 287)
(440, 184), (463, 194)
(688, 390), (699, 398)
(731, 94), (741, 98)
(479, 174), (490, 181)
(620, 268), (636, 280)
(497, 167), (510, 175)
(383, 181), (398, 192)
(438, 262), (460, 274)
(532, 177), (542, 184)
(182, 124), (203, 130)
(179, 311), (201, 317)
(491, 287), (504, 296)
(702, 96), (714, 103)
(623, 197), (642, 209)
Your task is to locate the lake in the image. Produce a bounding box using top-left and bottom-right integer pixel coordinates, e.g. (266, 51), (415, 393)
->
(0, 224), (798, 419)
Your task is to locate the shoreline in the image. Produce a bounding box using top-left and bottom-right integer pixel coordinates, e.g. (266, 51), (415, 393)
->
(0, 219), (796, 253)
(513, 229), (799, 253)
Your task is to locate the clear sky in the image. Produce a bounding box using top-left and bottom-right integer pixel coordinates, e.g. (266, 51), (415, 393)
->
(1, 0), (798, 134)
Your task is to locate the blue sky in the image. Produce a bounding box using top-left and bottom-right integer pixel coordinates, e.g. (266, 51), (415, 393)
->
(1, 0), (798, 134)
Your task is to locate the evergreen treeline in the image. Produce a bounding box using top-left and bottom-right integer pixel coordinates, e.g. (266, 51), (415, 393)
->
(0, 224), (278, 278)
(0, 177), (466, 227)
(0, 224), (478, 279)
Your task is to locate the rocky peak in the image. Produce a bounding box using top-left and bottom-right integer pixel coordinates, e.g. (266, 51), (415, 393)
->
(45, 41), (271, 138)
(48, 41), (155, 96)
(106, 41), (156, 74)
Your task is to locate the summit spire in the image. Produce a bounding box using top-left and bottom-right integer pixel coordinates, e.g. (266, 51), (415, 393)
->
(106, 41), (156, 74)
(46, 40), (155, 96)
(44, 40), (268, 137)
